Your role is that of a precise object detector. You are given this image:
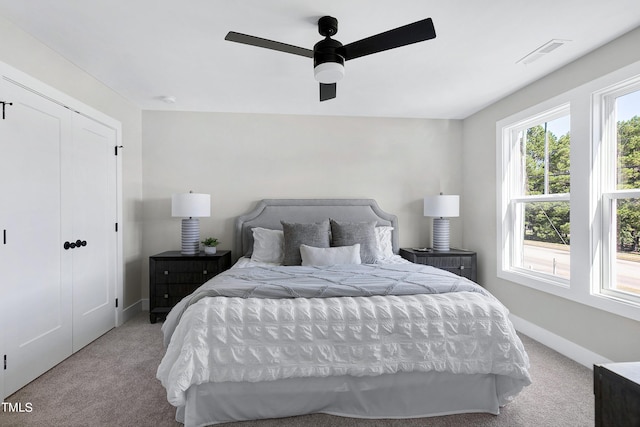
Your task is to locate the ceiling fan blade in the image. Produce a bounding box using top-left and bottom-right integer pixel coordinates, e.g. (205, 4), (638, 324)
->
(225, 31), (314, 58)
(340, 18), (436, 61)
(320, 83), (336, 101)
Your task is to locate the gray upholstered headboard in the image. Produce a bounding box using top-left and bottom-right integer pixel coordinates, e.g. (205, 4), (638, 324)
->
(235, 199), (399, 258)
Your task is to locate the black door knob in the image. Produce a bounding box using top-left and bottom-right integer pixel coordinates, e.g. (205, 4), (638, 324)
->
(64, 240), (87, 250)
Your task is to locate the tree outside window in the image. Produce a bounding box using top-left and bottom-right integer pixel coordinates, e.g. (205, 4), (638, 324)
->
(508, 112), (571, 280)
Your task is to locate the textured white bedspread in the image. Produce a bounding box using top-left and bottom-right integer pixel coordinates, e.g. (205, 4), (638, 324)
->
(157, 264), (531, 407)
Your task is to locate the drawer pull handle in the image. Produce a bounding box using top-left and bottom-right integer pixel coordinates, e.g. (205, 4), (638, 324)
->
(164, 294), (169, 299)
(203, 270), (208, 275)
(164, 271), (169, 275)
(460, 266), (465, 270)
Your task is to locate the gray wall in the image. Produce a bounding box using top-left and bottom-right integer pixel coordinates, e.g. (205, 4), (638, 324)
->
(462, 26), (640, 362)
(141, 111), (463, 299)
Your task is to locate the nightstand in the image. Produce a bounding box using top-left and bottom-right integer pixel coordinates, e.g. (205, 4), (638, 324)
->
(594, 362), (640, 426)
(149, 250), (232, 323)
(399, 248), (477, 282)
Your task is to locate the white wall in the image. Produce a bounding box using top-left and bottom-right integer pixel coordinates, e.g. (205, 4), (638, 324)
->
(141, 111), (463, 299)
(0, 15), (144, 309)
(462, 26), (640, 362)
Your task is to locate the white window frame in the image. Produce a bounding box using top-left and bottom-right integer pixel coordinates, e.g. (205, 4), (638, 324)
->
(498, 103), (571, 291)
(497, 59), (640, 323)
(593, 75), (640, 306)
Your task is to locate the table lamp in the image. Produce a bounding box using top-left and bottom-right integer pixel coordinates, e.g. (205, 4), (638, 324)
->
(423, 194), (459, 252)
(171, 192), (211, 255)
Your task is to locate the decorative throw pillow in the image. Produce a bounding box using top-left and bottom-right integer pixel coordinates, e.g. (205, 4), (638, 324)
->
(251, 227), (284, 264)
(375, 226), (395, 260)
(300, 244), (361, 266)
(281, 220), (331, 266)
(330, 219), (379, 264)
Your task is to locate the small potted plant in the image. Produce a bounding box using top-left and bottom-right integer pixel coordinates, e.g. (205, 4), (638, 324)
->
(201, 237), (219, 255)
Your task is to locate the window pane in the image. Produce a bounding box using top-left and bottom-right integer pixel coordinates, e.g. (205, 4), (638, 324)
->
(516, 201), (570, 279)
(614, 198), (640, 295)
(521, 115), (571, 195)
(616, 90), (640, 190)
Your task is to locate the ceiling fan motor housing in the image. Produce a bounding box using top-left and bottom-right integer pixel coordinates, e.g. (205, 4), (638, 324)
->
(313, 35), (345, 83)
(314, 16), (344, 83)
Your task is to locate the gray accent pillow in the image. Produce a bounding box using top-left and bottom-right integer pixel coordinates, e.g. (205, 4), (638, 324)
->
(330, 219), (379, 264)
(281, 220), (331, 266)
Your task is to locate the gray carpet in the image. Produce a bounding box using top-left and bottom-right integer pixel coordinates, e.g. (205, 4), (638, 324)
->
(2, 312), (594, 427)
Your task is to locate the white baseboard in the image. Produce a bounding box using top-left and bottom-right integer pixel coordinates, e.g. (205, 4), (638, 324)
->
(121, 300), (143, 324)
(509, 314), (612, 369)
(141, 298), (149, 311)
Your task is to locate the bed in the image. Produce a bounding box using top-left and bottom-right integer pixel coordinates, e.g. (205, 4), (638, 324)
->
(157, 199), (531, 426)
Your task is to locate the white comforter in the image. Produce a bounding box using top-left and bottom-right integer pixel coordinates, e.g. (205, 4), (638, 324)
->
(157, 262), (531, 407)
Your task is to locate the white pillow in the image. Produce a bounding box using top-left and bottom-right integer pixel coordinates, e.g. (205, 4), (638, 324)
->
(251, 227), (284, 264)
(375, 226), (394, 259)
(300, 244), (361, 266)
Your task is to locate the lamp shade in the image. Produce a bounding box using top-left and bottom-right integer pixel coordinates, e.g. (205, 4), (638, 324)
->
(171, 193), (210, 218)
(423, 195), (459, 218)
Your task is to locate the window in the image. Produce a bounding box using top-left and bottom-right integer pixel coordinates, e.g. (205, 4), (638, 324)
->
(498, 61), (640, 322)
(597, 83), (640, 304)
(499, 105), (571, 287)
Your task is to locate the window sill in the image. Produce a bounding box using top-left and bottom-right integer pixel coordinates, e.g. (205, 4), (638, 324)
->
(498, 268), (569, 293)
(498, 268), (640, 322)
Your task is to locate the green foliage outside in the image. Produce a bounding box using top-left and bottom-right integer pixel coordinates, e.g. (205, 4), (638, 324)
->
(617, 116), (640, 252)
(523, 116), (640, 253)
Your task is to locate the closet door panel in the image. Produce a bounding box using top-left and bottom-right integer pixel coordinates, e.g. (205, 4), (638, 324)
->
(69, 114), (116, 351)
(0, 79), (73, 396)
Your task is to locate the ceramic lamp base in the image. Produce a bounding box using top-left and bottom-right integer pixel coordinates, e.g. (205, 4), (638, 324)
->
(181, 218), (200, 255)
(432, 218), (450, 251)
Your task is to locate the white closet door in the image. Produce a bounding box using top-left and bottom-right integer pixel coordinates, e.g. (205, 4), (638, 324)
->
(0, 79), (73, 396)
(68, 114), (116, 351)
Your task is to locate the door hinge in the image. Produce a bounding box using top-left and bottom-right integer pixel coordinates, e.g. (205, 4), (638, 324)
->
(115, 298), (118, 308)
(4, 354), (6, 370)
(3, 229), (6, 245)
(115, 223), (118, 232)
(1, 101), (13, 120)
(114, 145), (123, 156)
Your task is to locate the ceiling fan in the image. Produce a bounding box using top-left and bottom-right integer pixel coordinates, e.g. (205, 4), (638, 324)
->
(225, 16), (436, 102)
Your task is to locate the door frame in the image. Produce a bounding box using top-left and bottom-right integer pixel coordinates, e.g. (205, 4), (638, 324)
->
(0, 60), (124, 399)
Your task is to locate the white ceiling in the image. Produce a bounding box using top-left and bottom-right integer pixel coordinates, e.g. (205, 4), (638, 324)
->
(1, 1), (639, 119)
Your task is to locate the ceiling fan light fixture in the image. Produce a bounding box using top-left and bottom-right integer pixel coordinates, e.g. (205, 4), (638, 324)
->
(314, 62), (345, 83)
(225, 15), (436, 101)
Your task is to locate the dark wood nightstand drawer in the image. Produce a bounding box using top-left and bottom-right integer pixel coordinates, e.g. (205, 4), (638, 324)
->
(149, 250), (231, 323)
(154, 283), (201, 309)
(154, 260), (225, 284)
(420, 256), (473, 273)
(399, 248), (477, 282)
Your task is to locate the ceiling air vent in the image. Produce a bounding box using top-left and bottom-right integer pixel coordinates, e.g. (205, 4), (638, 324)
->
(517, 39), (570, 65)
